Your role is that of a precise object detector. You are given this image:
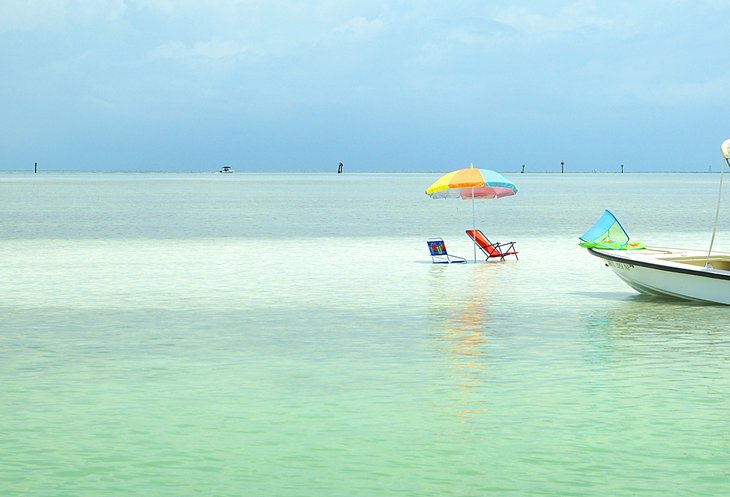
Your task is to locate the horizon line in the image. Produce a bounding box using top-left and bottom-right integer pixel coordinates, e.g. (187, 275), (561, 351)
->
(0, 169), (722, 174)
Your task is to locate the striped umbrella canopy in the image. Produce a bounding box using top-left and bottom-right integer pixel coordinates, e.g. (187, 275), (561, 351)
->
(426, 165), (517, 262)
(426, 167), (517, 199)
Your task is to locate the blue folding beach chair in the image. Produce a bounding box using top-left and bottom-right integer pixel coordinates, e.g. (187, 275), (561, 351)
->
(427, 238), (466, 264)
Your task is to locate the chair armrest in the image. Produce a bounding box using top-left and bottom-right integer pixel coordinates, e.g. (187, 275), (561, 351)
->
(493, 241), (517, 249)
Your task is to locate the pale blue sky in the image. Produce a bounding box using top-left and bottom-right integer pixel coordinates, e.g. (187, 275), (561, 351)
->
(2, 0), (729, 171)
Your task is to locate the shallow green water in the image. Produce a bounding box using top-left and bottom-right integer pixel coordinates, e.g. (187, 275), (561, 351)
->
(1, 173), (729, 496)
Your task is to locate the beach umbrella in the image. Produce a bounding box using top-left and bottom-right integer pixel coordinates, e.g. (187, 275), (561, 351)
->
(426, 164), (517, 263)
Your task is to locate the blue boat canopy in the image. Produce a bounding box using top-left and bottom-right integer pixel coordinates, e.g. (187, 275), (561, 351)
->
(579, 210), (645, 250)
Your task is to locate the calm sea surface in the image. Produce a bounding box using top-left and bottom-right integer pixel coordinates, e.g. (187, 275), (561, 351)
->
(1, 172), (729, 496)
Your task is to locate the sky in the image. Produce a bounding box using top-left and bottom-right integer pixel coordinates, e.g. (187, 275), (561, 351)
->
(1, 0), (730, 172)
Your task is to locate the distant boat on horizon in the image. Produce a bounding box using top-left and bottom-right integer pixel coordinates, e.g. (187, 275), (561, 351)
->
(219, 165), (235, 173)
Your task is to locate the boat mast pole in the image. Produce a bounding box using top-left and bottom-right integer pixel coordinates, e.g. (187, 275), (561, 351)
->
(707, 140), (730, 265)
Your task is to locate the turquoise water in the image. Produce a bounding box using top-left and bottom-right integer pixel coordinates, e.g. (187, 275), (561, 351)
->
(1, 172), (729, 496)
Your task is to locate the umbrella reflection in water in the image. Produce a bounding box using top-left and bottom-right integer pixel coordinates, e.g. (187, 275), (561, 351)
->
(428, 265), (495, 421)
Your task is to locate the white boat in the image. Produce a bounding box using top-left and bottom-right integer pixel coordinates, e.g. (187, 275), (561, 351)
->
(588, 246), (730, 304)
(219, 165), (235, 173)
(584, 139), (730, 305)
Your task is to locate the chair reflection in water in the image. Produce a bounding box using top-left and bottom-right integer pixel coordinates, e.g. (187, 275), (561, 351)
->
(427, 238), (466, 264)
(465, 229), (518, 262)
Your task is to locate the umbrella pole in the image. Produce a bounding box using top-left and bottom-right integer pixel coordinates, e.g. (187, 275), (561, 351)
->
(472, 187), (476, 263)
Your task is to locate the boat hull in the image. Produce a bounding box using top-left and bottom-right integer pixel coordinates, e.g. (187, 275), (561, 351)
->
(588, 248), (730, 305)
